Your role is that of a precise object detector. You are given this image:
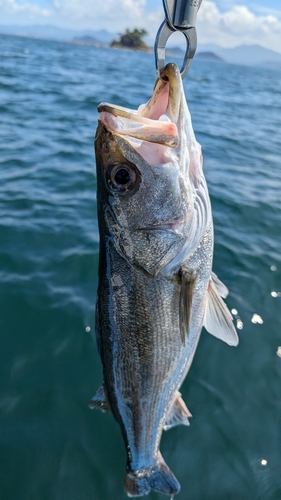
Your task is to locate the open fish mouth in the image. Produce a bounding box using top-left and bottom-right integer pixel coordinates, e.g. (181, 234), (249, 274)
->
(98, 63), (182, 149)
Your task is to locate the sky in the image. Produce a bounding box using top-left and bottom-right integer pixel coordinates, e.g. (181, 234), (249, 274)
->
(1, 0), (281, 53)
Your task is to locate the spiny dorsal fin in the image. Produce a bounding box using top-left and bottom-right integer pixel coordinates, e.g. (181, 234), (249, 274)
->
(211, 271), (229, 298)
(179, 270), (196, 346)
(88, 384), (111, 412)
(203, 278), (239, 346)
(164, 391), (192, 431)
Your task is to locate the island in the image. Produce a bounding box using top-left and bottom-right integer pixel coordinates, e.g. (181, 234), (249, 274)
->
(111, 29), (149, 51)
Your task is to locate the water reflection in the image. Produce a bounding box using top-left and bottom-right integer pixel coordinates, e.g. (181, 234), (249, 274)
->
(231, 308), (243, 330)
(236, 319), (243, 330)
(251, 314), (263, 324)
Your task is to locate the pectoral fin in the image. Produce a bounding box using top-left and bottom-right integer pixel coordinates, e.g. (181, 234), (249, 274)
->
(88, 384), (111, 412)
(179, 271), (196, 346)
(203, 278), (239, 346)
(164, 391), (192, 430)
(211, 271), (229, 298)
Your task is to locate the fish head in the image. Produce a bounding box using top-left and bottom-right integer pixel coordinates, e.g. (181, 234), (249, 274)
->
(95, 63), (211, 276)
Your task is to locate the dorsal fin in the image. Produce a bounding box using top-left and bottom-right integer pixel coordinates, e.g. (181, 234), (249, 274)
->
(179, 270), (196, 345)
(203, 278), (239, 346)
(88, 384), (111, 412)
(164, 391), (192, 431)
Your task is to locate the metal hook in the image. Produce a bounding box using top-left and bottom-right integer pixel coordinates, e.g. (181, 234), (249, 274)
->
(154, 20), (197, 79)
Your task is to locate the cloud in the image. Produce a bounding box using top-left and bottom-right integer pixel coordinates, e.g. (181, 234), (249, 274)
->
(0, 0), (281, 54)
(197, 1), (281, 52)
(46, 0), (149, 31)
(0, 0), (50, 17)
(0, 0), (149, 29)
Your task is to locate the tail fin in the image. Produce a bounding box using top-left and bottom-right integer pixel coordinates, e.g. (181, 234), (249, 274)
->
(124, 454), (180, 497)
(124, 474), (151, 498)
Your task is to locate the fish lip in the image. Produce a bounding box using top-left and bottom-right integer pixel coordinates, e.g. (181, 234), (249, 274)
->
(98, 102), (142, 122)
(97, 63), (182, 126)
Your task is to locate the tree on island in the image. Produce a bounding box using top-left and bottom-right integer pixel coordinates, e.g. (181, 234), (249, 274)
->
(111, 29), (149, 51)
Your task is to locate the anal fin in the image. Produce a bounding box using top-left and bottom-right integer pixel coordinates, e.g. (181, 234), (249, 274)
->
(88, 384), (111, 412)
(164, 391), (192, 431)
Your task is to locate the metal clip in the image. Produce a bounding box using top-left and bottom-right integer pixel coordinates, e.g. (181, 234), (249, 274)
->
(155, 0), (202, 79)
(154, 21), (197, 79)
(163, 0), (202, 29)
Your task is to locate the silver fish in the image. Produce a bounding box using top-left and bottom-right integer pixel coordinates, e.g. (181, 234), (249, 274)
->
(91, 63), (238, 498)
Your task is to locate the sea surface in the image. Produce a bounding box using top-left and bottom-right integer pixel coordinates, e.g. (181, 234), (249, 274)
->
(0, 33), (281, 500)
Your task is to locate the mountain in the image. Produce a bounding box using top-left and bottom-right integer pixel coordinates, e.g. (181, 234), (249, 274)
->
(165, 46), (185, 57)
(72, 36), (104, 47)
(0, 24), (116, 45)
(166, 47), (224, 62)
(1, 25), (280, 71)
(195, 51), (223, 62)
(197, 43), (281, 69)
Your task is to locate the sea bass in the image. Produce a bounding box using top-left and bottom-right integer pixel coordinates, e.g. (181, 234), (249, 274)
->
(91, 63), (238, 497)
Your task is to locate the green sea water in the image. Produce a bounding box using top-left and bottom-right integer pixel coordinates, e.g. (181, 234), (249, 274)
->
(0, 34), (281, 500)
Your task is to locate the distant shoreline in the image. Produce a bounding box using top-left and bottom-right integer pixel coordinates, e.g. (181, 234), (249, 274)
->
(1, 31), (280, 71)
(0, 32), (221, 61)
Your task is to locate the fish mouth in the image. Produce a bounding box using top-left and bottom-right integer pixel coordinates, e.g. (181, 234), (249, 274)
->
(97, 63), (182, 149)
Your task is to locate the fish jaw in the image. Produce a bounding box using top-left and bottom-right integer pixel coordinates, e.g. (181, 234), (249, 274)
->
(97, 63), (182, 151)
(97, 63), (202, 180)
(98, 109), (179, 148)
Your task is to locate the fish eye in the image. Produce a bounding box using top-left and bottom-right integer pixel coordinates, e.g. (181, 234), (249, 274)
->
(106, 163), (140, 195)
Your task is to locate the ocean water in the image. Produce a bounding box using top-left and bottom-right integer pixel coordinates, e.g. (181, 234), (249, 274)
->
(0, 33), (281, 500)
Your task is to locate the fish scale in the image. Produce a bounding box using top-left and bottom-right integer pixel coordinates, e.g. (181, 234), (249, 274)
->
(99, 245), (182, 458)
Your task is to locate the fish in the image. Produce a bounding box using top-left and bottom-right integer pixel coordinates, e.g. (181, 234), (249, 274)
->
(91, 62), (239, 498)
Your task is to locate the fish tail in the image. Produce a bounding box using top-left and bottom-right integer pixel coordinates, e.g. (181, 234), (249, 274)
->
(124, 454), (180, 497)
(124, 473), (150, 497)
